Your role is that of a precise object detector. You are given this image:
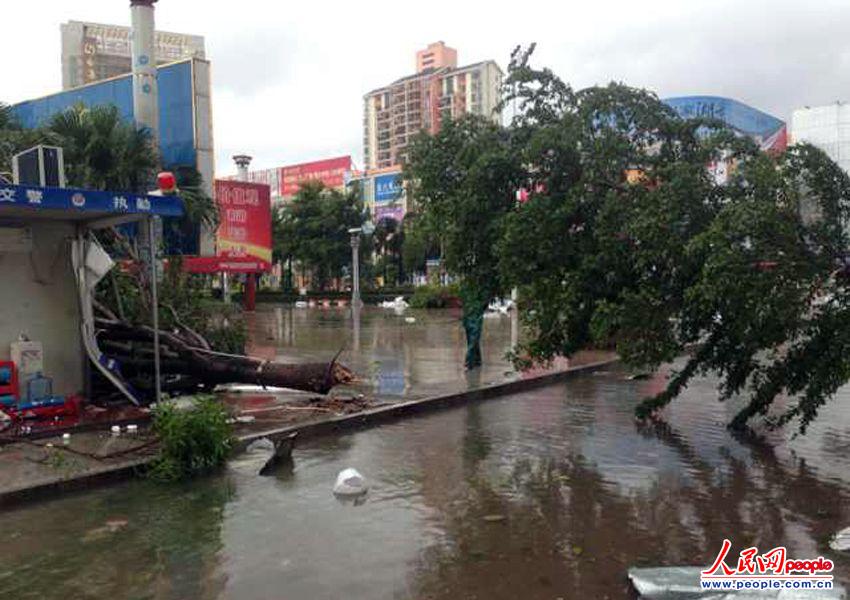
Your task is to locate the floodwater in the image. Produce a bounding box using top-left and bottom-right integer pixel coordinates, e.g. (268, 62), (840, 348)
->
(244, 305), (526, 399)
(3, 361), (850, 599)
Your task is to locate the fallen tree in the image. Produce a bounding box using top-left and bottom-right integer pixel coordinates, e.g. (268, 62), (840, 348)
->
(93, 313), (354, 399)
(90, 232), (354, 402)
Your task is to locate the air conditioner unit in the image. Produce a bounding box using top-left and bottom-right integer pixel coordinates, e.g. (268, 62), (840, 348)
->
(12, 145), (66, 188)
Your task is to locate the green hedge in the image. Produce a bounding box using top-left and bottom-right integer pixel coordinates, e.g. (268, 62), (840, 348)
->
(408, 283), (461, 309)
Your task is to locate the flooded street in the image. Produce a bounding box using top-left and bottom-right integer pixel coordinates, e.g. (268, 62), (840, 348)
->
(3, 359), (850, 599)
(243, 305), (524, 399)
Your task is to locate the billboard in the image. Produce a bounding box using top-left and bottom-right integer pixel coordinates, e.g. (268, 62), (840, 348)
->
(280, 156), (352, 198)
(236, 156), (352, 200)
(214, 180), (272, 271)
(375, 205), (405, 223)
(374, 173), (402, 204)
(663, 96), (787, 153)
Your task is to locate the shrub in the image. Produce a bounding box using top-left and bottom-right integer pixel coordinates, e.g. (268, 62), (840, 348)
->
(409, 283), (460, 308)
(148, 396), (233, 482)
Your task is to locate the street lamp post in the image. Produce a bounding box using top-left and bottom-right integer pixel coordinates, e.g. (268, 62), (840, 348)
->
(349, 227), (362, 308)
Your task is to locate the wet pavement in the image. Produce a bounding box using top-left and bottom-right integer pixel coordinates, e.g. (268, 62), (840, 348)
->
(242, 304), (596, 400)
(0, 306), (601, 504)
(3, 361), (850, 599)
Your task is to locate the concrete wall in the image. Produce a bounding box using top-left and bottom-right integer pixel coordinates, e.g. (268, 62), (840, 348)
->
(0, 221), (83, 396)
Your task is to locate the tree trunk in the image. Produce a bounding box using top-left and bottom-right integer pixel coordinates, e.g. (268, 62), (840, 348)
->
(95, 319), (354, 398)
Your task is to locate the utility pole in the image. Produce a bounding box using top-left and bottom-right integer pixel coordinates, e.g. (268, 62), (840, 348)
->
(130, 0), (159, 141)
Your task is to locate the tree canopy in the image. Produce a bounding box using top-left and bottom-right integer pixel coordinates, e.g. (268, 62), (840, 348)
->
(405, 114), (523, 304)
(272, 181), (365, 289)
(405, 45), (850, 432)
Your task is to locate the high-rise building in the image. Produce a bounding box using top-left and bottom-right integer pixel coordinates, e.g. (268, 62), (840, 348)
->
(60, 20), (205, 90)
(363, 42), (503, 170)
(791, 103), (850, 174)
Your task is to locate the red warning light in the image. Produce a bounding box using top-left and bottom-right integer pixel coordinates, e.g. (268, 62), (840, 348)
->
(157, 171), (177, 194)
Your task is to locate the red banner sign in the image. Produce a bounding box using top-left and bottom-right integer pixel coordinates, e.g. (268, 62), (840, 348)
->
(281, 156), (351, 198)
(182, 256), (269, 274)
(214, 179), (272, 272)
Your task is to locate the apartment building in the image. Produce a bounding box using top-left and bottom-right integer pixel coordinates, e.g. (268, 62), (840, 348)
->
(363, 42), (503, 170)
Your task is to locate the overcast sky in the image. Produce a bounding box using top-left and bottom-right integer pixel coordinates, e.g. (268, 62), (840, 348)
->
(4, 0), (849, 176)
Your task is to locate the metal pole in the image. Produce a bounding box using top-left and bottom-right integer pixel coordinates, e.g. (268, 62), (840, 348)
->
(148, 216), (162, 404)
(351, 232), (361, 307)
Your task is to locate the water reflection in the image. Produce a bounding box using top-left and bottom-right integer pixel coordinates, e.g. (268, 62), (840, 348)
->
(245, 305), (518, 399)
(3, 365), (850, 599)
(0, 478), (233, 600)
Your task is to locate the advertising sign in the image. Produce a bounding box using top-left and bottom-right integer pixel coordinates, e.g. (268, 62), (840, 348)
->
(214, 179), (272, 271)
(374, 173), (402, 204)
(664, 96), (787, 153)
(281, 156), (352, 198)
(375, 205), (404, 223)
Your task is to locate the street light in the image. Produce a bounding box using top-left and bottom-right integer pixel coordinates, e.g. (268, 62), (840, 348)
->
(349, 221), (374, 308)
(349, 227), (363, 308)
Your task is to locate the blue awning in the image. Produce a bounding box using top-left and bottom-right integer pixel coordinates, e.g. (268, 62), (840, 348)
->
(0, 183), (183, 226)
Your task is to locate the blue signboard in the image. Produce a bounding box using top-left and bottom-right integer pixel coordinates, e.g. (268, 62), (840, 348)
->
(663, 96), (784, 138)
(0, 184), (183, 217)
(12, 60), (197, 169)
(374, 173), (402, 204)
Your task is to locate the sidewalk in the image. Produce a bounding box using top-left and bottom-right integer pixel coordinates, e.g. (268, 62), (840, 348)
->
(0, 306), (617, 505)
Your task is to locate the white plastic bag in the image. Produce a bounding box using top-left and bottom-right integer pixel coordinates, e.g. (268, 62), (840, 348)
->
(333, 468), (368, 496)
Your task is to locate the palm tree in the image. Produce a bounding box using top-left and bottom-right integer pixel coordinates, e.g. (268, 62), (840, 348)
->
(46, 103), (158, 192)
(0, 102), (42, 182)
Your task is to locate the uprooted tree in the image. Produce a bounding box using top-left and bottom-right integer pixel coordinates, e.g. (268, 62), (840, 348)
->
(29, 103), (354, 400)
(406, 44), (850, 432)
(93, 251), (353, 400)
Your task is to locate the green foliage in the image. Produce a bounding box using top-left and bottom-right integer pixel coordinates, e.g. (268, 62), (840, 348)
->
(372, 216), (404, 285)
(148, 396), (233, 482)
(406, 44), (850, 433)
(409, 283), (461, 309)
(401, 212), (440, 276)
(405, 115), (522, 305)
(272, 181), (365, 290)
(168, 165), (218, 231)
(98, 258), (246, 355)
(45, 103), (158, 192)
(0, 102), (43, 180)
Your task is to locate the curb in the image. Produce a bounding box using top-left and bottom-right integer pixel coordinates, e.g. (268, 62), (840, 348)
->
(0, 357), (618, 508)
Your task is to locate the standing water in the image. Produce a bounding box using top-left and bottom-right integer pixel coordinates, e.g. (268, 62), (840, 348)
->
(2, 361), (850, 599)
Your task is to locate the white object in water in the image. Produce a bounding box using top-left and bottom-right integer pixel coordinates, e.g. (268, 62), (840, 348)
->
(404, 316), (416, 324)
(126, 424), (138, 434)
(487, 299), (514, 315)
(294, 301), (308, 308)
(62, 433), (71, 445)
(333, 468), (368, 496)
(110, 425), (121, 436)
(380, 296), (409, 311)
(830, 525), (850, 552)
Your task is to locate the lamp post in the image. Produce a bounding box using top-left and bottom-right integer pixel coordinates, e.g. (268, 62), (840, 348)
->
(349, 227), (362, 308)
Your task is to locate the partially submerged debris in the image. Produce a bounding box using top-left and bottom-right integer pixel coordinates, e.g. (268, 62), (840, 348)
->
(830, 526), (850, 552)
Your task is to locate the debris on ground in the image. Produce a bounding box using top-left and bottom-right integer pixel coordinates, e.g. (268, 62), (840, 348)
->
(333, 467), (367, 496)
(830, 526), (850, 552)
(307, 395), (373, 414)
(482, 514), (506, 523)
